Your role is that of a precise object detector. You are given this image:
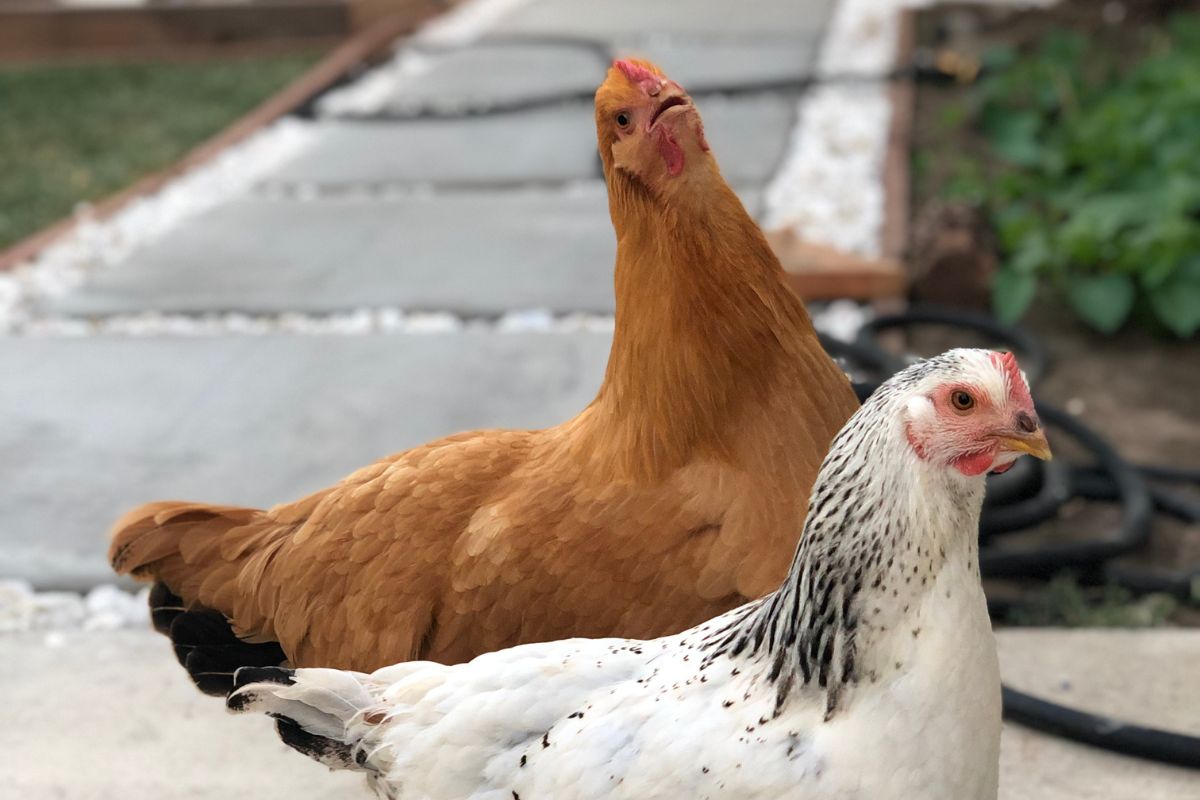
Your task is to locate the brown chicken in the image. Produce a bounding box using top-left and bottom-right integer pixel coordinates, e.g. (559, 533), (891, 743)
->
(109, 59), (859, 692)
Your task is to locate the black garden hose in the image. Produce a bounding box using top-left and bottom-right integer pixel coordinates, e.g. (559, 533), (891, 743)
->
(982, 455), (1042, 508)
(1071, 468), (1200, 597)
(979, 402), (1154, 578)
(1001, 686), (1200, 769)
(855, 304), (1050, 384)
(979, 457), (1072, 538)
(850, 305), (1200, 769)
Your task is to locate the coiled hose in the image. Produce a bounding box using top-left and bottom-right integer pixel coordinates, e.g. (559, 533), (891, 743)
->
(821, 305), (1200, 769)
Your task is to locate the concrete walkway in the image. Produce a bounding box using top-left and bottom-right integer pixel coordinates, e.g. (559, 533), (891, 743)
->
(2, 629), (1197, 799)
(1, 0), (833, 589)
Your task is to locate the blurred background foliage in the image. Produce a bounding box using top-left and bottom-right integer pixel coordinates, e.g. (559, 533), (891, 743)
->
(918, 14), (1200, 337)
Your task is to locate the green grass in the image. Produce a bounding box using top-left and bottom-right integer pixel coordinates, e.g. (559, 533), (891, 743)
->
(0, 52), (323, 251)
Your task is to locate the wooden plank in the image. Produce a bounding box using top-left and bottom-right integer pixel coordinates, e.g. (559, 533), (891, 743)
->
(0, 2), (446, 273)
(874, 7), (918, 340)
(768, 232), (908, 301)
(348, 0), (433, 31)
(880, 7), (917, 264)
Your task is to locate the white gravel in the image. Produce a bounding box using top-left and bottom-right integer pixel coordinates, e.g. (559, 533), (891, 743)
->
(16, 309), (618, 337)
(810, 299), (869, 343)
(764, 0), (1056, 257)
(316, 49), (437, 118)
(0, 580), (149, 636)
(13, 306), (867, 340)
(763, 0), (909, 257)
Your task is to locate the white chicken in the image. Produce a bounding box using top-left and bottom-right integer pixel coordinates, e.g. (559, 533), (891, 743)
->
(227, 348), (1051, 800)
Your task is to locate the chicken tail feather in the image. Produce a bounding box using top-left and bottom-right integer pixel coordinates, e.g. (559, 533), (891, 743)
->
(109, 501), (259, 578)
(111, 502), (293, 694)
(228, 667), (376, 772)
(169, 607), (288, 696)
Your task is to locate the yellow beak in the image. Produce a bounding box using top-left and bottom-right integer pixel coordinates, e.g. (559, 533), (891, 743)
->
(996, 429), (1053, 461)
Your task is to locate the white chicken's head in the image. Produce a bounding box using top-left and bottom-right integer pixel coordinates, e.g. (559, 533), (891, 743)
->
(594, 58), (712, 191)
(887, 348), (1051, 478)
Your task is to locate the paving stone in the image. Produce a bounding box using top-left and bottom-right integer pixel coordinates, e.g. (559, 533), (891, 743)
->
(693, 93), (797, 182)
(274, 105), (599, 186)
(997, 629), (1200, 799)
(612, 35), (820, 88)
(0, 629), (1195, 799)
(0, 333), (611, 590)
(492, 0), (835, 38)
(376, 41), (607, 113)
(0, 630), (363, 800)
(276, 93), (792, 186)
(377, 35), (817, 114)
(44, 183), (764, 317)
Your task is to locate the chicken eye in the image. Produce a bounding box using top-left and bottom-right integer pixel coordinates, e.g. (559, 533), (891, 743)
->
(615, 111), (631, 129)
(950, 391), (975, 412)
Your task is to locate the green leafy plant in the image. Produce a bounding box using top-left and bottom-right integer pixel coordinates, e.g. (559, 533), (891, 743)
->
(963, 17), (1200, 336)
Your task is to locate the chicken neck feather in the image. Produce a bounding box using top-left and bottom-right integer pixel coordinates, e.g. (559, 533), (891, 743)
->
(574, 168), (849, 484)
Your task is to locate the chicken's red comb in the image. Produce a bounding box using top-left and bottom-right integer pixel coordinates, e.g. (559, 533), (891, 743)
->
(614, 59), (658, 84)
(990, 351), (1033, 407)
(609, 58), (667, 94)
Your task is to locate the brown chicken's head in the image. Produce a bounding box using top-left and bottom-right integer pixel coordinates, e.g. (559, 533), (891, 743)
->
(594, 58), (712, 194)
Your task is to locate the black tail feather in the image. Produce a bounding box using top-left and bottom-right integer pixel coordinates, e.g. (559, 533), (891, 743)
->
(227, 667), (359, 771)
(144, 589), (287, 696)
(273, 717), (359, 770)
(148, 582), (186, 636)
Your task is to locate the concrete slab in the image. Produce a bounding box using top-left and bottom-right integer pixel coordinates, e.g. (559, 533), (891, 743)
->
(274, 105), (599, 186)
(492, 0), (835, 38)
(612, 36), (820, 89)
(43, 183), (763, 317)
(378, 35), (818, 114)
(0, 333), (611, 590)
(996, 629), (1200, 799)
(0, 629), (1195, 799)
(378, 41), (607, 113)
(0, 630), (362, 800)
(276, 93), (793, 186)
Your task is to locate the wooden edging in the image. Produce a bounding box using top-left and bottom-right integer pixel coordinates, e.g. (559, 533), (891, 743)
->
(0, 1), (348, 61)
(880, 7), (918, 265)
(769, 232), (908, 301)
(767, 8), (917, 303)
(0, 0), (444, 274)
